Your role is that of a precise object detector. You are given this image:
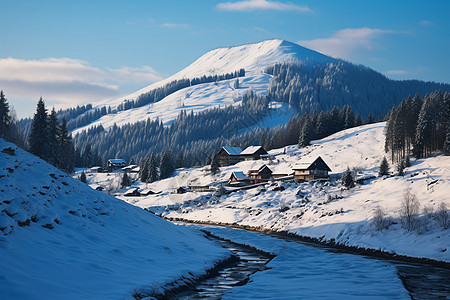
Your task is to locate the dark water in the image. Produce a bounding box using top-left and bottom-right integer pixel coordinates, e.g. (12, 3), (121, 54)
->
(170, 236), (273, 299)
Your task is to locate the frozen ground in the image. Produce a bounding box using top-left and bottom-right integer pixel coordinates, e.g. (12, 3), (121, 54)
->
(0, 139), (229, 299)
(107, 122), (450, 262)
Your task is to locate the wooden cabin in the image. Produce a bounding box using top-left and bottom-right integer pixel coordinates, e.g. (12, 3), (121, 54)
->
(292, 156), (331, 181)
(228, 171), (250, 186)
(240, 146), (268, 161)
(217, 147), (242, 166)
(247, 164), (273, 184)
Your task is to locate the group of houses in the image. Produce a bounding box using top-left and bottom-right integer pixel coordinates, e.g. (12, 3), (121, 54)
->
(87, 159), (140, 174)
(228, 156), (331, 187)
(217, 146), (270, 166)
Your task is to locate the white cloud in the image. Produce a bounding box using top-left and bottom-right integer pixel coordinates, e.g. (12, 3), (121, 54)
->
(0, 57), (162, 108)
(419, 20), (434, 26)
(298, 28), (397, 59)
(160, 23), (190, 29)
(216, 0), (311, 12)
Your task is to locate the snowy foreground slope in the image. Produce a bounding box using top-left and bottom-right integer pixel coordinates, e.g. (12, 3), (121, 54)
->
(117, 123), (450, 262)
(73, 39), (331, 134)
(0, 139), (228, 299)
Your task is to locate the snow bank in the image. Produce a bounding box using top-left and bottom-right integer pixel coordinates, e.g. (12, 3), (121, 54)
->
(0, 139), (228, 299)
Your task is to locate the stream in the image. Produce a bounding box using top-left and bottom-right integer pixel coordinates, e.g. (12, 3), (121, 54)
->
(168, 224), (450, 300)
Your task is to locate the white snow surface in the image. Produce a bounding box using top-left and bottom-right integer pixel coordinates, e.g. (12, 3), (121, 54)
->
(110, 122), (450, 262)
(0, 139), (229, 299)
(72, 40), (332, 134)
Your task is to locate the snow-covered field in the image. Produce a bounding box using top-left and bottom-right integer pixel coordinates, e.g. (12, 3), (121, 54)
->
(109, 122), (450, 262)
(0, 139), (229, 299)
(72, 39), (332, 134)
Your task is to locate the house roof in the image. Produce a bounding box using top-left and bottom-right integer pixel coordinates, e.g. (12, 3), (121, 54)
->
(292, 156), (331, 171)
(248, 164), (272, 174)
(230, 171), (249, 180)
(222, 147), (242, 156)
(240, 146), (264, 155)
(108, 159), (126, 164)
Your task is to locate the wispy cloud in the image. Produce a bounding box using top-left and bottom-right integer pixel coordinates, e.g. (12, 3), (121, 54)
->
(160, 23), (190, 29)
(0, 57), (162, 106)
(216, 0), (311, 12)
(298, 28), (398, 59)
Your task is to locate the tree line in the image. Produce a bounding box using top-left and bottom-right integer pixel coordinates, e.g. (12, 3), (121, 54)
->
(384, 90), (450, 162)
(265, 62), (450, 117)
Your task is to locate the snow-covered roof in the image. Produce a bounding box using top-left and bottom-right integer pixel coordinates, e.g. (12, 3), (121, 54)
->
(248, 164), (272, 174)
(240, 146), (263, 155)
(230, 171), (249, 180)
(292, 156), (331, 171)
(222, 147), (242, 156)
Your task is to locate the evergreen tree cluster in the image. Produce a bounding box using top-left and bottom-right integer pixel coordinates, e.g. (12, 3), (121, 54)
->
(384, 91), (450, 161)
(119, 69), (245, 112)
(0, 90), (25, 146)
(28, 98), (75, 173)
(265, 62), (450, 117)
(73, 91), (269, 168)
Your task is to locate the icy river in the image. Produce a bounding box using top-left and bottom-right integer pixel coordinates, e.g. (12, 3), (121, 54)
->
(169, 224), (450, 299)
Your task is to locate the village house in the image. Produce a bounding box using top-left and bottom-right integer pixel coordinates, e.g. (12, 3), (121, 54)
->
(217, 145), (268, 166)
(247, 164), (273, 184)
(217, 147), (242, 166)
(228, 171), (250, 186)
(106, 159), (127, 171)
(292, 156), (331, 181)
(239, 146), (268, 161)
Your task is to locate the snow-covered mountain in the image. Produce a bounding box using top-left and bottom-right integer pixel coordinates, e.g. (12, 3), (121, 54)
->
(72, 39), (334, 134)
(0, 139), (229, 299)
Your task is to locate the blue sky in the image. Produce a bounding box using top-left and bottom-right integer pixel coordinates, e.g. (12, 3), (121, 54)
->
(1, 0), (449, 117)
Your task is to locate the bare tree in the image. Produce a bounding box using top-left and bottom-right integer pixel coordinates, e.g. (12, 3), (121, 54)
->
(372, 206), (388, 231)
(436, 202), (449, 229)
(400, 189), (420, 231)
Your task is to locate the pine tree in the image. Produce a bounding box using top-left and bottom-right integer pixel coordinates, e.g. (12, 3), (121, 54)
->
(211, 153), (220, 175)
(121, 173), (131, 187)
(148, 153), (158, 182)
(140, 157), (150, 182)
(82, 144), (93, 167)
(366, 112), (374, 124)
(341, 167), (355, 189)
(176, 151), (184, 168)
(234, 78), (239, 89)
(298, 115), (313, 148)
(344, 105), (355, 129)
(59, 118), (74, 173)
(47, 108), (60, 166)
(80, 171), (87, 183)
(0, 90), (11, 139)
(397, 160), (405, 176)
(379, 157), (390, 176)
(160, 151), (174, 179)
(29, 98), (49, 159)
(444, 126), (450, 156)
(354, 113), (362, 127)
(404, 155), (411, 167)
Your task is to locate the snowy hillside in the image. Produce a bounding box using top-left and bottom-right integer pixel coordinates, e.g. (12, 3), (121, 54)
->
(108, 123), (450, 262)
(0, 139), (229, 299)
(72, 40), (332, 134)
